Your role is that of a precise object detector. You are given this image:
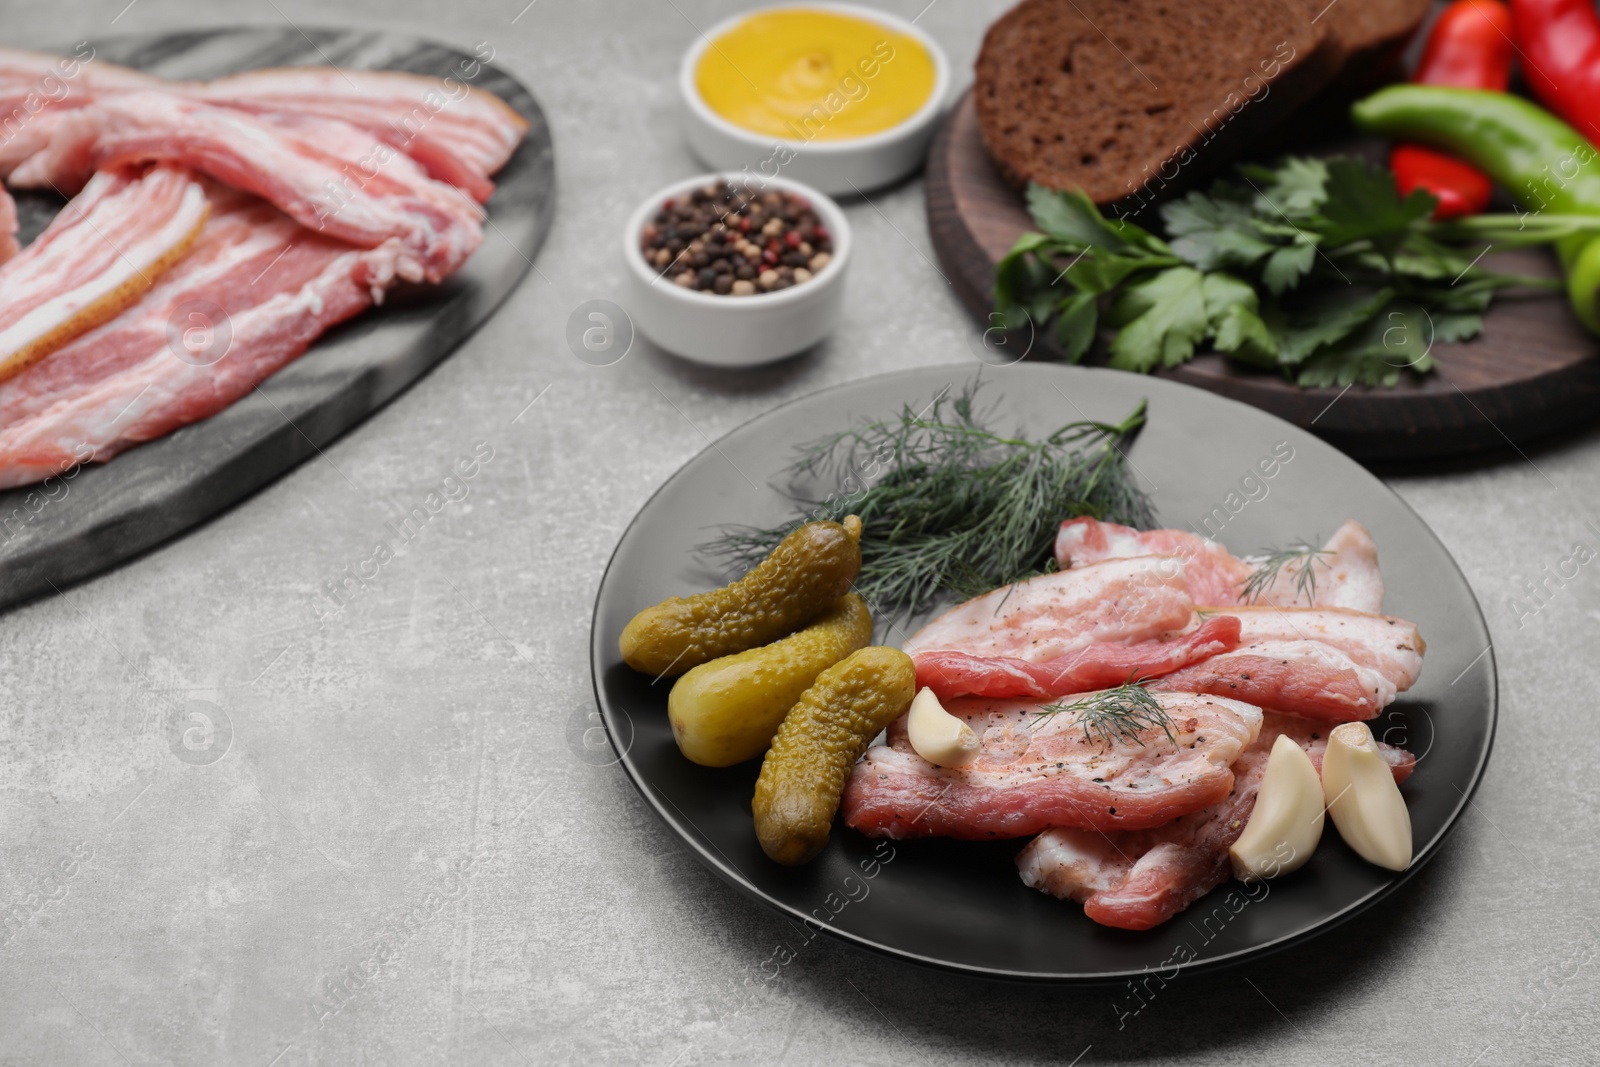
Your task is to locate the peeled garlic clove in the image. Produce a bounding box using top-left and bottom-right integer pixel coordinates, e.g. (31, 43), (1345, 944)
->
(1322, 721), (1412, 872)
(906, 687), (980, 768)
(1229, 734), (1325, 881)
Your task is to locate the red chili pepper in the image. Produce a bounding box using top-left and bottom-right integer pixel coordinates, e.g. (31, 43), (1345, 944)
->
(1392, 145), (1496, 218)
(1512, 0), (1600, 144)
(1390, 0), (1515, 219)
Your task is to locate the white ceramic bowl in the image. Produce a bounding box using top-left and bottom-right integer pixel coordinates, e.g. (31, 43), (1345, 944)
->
(678, 2), (950, 196)
(621, 173), (852, 367)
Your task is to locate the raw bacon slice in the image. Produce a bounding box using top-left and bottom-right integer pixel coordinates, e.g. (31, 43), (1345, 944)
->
(0, 45), (158, 95)
(0, 48), (526, 201)
(0, 165), (208, 384)
(1, 109), (67, 178)
(0, 47), (157, 176)
(839, 691), (1262, 840)
(902, 556), (1198, 662)
(1056, 517), (1251, 606)
(913, 615), (1242, 700)
(194, 67), (528, 202)
(1054, 517), (1385, 613)
(0, 183), (16, 263)
(0, 186), (423, 488)
(1017, 714), (1416, 930)
(10, 92), (483, 283)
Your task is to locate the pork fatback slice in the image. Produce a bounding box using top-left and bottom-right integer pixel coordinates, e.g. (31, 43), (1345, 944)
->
(1054, 518), (1385, 613)
(1235, 521), (1384, 613)
(0, 185), (443, 488)
(902, 556), (1197, 662)
(0, 165), (209, 384)
(10, 92), (483, 283)
(1055, 517), (1251, 606)
(840, 691), (1262, 840)
(1226, 606), (1424, 691)
(1017, 713), (1415, 930)
(1156, 639), (1391, 722)
(913, 614), (1242, 701)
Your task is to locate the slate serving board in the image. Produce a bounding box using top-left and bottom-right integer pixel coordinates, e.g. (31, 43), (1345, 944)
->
(0, 28), (554, 611)
(926, 89), (1600, 461)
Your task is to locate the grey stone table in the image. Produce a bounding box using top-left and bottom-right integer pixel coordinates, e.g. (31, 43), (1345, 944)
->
(1, 2), (1595, 1064)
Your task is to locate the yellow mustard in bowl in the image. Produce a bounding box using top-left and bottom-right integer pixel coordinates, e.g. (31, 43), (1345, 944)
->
(694, 8), (937, 142)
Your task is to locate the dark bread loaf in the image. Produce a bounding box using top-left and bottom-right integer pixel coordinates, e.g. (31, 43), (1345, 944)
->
(973, 0), (1338, 207)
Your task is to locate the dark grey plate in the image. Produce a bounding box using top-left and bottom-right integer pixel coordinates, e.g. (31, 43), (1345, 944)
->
(0, 27), (553, 611)
(589, 363), (1496, 982)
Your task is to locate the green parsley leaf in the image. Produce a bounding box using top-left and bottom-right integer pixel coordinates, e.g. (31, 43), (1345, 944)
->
(1294, 300), (1436, 387)
(1430, 308), (1486, 344)
(1261, 241), (1318, 295)
(1055, 291), (1100, 362)
(1313, 158), (1437, 256)
(1276, 288), (1396, 366)
(1026, 183), (1163, 254)
(1108, 267), (1211, 371)
(1163, 188), (1277, 271)
(1060, 251), (1164, 296)
(1202, 273), (1278, 365)
(1239, 157), (1330, 219)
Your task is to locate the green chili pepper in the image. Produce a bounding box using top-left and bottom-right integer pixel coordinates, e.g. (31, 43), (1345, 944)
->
(1352, 85), (1600, 331)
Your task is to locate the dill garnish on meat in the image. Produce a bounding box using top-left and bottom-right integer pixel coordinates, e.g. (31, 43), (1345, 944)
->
(1241, 541), (1332, 605)
(702, 382), (1155, 619)
(1030, 680), (1176, 749)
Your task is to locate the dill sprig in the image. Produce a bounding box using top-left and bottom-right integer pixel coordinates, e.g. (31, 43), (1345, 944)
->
(1241, 541), (1333, 606)
(700, 381), (1155, 619)
(1030, 680), (1176, 749)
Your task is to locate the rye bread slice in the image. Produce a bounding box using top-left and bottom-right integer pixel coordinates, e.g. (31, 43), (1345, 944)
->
(1314, 0), (1430, 67)
(974, 0), (1338, 206)
(1311, 0), (1431, 96)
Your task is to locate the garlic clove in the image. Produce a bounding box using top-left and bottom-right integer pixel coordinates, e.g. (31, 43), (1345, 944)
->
(1229, 734), (1325, 881)
(1321, 721), (1412, 872)
(906, 687), (980, 768)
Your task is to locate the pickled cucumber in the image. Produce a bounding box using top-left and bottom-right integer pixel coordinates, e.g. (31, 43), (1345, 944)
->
(752, 646), (916, 865)
(668, 594), (873, 768)
(619, 516), (862, 678)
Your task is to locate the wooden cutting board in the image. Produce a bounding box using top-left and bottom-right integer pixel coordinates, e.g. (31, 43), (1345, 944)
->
(926, 89), (1600, 460)
(0, 28), (554, 612)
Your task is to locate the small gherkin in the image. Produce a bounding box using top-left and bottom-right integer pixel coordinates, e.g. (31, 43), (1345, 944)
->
(619, 516), (862, 678)
(753, 646), (916, 866)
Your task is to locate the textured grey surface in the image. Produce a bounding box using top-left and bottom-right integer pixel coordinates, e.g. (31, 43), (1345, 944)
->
(0, 2), (1596, 1065)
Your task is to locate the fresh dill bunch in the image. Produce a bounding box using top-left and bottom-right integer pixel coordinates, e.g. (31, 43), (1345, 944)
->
(1030, 679), (1176, 749)
(1241, 541), (1333, 606)
(701, 381), (1156, 619)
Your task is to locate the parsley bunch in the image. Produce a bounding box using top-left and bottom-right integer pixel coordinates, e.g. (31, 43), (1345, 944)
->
(996, 157), (1574, 387)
